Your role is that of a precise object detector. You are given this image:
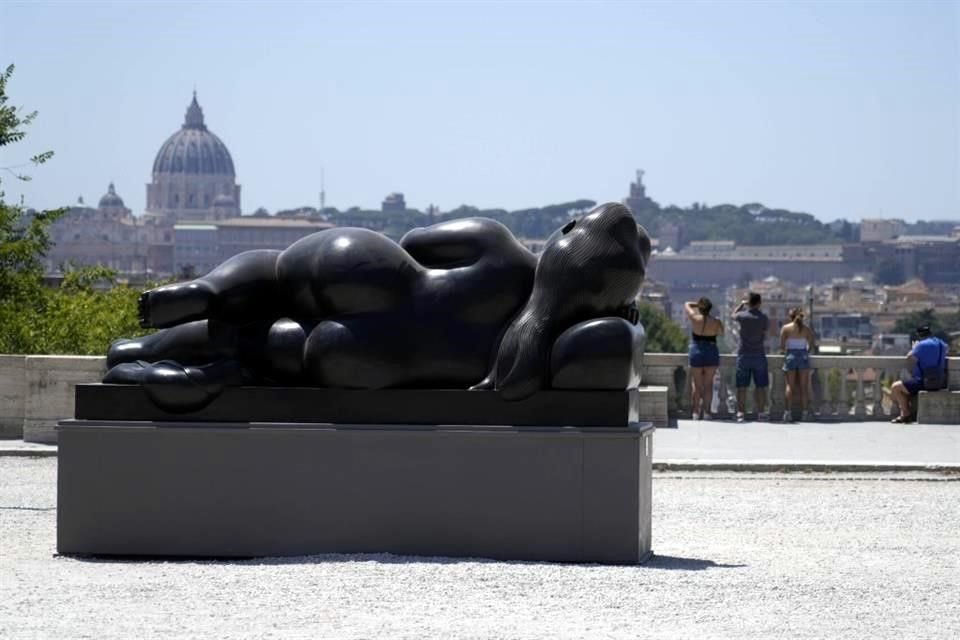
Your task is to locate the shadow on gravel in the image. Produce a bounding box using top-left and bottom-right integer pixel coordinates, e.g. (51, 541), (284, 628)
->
(63, 552), (747, 571)
(645, 554), (747, 571)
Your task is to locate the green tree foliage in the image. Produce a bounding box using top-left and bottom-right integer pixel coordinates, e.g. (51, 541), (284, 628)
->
(892, 309), (960, 354)
(0, 64), (146, 355)
(633, 201), (842, 246)
(637, 302), (687, 353)
(302, 194), (846, 248)
(906, 220), (958, 236)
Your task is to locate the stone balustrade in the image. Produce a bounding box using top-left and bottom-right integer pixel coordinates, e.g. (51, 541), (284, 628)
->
(1, 353), (958, 442)
(643, 353), (960, 421)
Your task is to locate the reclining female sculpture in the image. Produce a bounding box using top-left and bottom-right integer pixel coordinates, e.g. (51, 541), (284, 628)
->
(104, 202), (651, 411)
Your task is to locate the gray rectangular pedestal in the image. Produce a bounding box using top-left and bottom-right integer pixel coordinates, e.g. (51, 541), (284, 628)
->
(57, 421), (653, 564)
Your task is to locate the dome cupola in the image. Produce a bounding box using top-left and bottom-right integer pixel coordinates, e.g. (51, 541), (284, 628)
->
(98, 182), (125, 209)
(145, 92), (241, 221)
(151, 92), (236, 177)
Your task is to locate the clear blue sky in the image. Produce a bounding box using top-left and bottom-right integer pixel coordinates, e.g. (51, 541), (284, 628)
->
(1, 0), (958, 221)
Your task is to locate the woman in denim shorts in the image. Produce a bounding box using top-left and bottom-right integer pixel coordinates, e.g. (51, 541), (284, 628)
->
(684, 298), (724, 420)
(779, 307), (816, 421)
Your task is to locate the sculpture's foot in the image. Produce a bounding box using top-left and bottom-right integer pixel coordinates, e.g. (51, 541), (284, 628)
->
(139, 281), (215, 329)
(103, 359), (242, 413)
(107, 338), (148, 368)
(103, 360), (152, 385)
(264, 318), (308, 381)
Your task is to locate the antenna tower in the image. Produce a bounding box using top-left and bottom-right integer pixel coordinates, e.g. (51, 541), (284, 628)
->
(319, 167), (326, 213)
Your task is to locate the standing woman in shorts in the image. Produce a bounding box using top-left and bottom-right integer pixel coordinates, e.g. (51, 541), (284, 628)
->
(684, 298), (724, 419)
(779, 307), (817, 421)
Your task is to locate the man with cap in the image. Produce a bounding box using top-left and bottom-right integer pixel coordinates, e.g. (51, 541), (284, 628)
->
(889, 324), (949, 423)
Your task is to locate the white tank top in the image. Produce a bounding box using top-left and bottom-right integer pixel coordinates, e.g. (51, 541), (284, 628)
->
(785, 337), (808, 351)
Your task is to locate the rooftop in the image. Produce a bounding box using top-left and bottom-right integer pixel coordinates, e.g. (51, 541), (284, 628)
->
(203, 217), (335, 229)
(890, 235), (959, 244)
(655, 244), (844, 261)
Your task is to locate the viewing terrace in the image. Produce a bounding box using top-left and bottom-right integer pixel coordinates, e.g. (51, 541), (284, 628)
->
(2, 354), (958, 446)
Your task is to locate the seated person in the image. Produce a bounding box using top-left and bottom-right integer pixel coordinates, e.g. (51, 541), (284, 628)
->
(889, 324), (949, 424)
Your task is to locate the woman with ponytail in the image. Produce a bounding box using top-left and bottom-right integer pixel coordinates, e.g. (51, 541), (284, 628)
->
(779, 307), (817, 422)
(684, 297), (724, 420)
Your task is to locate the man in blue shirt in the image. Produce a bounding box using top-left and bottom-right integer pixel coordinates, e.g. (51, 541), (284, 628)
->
(732, 292), (769, 422)
(890, 324), (948, 424)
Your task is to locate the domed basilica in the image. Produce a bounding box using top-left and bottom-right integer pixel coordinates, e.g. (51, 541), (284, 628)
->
(145, 92), (241, 221)
(46, 93), (337, 278)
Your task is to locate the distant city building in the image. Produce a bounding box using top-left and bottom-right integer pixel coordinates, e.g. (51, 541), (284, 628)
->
(872, 333), (912, 355)
(44, 184), (171, 276)
(172, 223), (219, 276)
(658, 222), (687, 251)
(639, 279), (672, 318)
(216, 217), (334, 258)
(624, 169), (655, 214)
(860, 218), (906, 243)
(854, 234), (960, 284)
(650, 241), (854, 287)
(145, 92), (241, 222)
(172, 217), (335, 276)
(815, 313), (873, 341)
(381, 192), (406, 213)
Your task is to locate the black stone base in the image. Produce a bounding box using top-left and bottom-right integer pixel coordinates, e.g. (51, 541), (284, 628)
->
(57, 420), (654, 564)
(74, 384), (639, 427)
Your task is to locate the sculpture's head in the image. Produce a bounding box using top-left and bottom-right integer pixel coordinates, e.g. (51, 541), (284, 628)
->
(535, 203), (651, 313)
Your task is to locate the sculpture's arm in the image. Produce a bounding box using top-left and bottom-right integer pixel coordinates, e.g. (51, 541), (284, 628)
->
(400, 218), (534, 269)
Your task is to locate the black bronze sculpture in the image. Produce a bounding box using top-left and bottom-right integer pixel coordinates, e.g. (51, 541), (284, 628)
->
(104, 202), (650, 411)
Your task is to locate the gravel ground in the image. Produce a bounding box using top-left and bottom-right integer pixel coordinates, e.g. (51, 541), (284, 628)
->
(1, 459), (958, 640)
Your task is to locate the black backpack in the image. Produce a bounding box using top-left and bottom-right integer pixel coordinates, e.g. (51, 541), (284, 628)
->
(921, 340), (948, 391)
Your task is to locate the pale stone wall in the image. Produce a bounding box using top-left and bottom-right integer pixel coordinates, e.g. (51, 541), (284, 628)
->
(0, 355), (26, 438)
(23, 356), (106, 444)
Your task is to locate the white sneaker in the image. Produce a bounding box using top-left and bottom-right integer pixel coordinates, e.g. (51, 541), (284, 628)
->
(782, 410), (793, 423)
(736, 412), (745, 423)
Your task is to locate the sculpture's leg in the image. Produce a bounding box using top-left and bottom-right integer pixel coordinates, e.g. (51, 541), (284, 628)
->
(107, 320), (239, 368)
(137, 281), (215, 329)
(139, 250), (282, 328)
